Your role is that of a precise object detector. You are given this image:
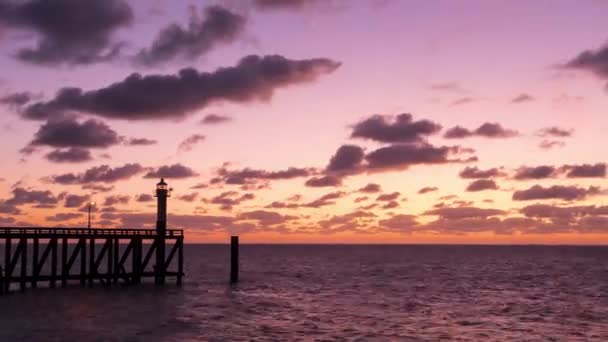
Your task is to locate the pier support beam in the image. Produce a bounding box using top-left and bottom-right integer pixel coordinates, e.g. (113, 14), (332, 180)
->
(230, 236), (239, 284)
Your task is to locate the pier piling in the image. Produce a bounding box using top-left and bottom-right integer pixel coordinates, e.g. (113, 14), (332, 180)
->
(230, 236), (239, 284)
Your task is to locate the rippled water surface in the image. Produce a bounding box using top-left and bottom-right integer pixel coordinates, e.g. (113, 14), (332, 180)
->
(1, 245), (607, 341)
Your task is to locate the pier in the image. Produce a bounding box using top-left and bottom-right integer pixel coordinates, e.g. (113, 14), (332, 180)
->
(0, 178), (184, 294)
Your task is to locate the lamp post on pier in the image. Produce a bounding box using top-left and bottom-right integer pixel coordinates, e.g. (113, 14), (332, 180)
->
(87, 201), (96, 229)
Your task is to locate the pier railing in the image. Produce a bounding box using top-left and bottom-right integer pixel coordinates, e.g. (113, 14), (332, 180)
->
(0, 227), (183, 239)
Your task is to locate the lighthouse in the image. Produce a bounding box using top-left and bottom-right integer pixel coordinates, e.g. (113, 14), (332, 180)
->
(155, 178), (171, 284)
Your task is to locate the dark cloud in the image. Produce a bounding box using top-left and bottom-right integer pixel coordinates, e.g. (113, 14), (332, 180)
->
(50, 163), (144, 184)
(178, 134), (205, 152)
(350, 113), (441, 143)
(1, 92), (36, 107)
(444, 123), (519, 139)
(304, 191), (346, 208)
(561, 163), (606, 178)
(381, 201), (399, 209)
(327, 145), (364, 173)
(357, 183), (381, 193)
(63, 194), (89, 208)
(136, 194), (154, 202)
(513, 165), (557, 180)
(305, 175), (341, 187)
(22, 55), (341, 121)
(354, 196), (368, 203)
(216, 166), (314, 185)
(377, 214), (419, 233)
(144, 164), (199, 179)
(210, 191), (254, 211)
(177, 192), (198, 202)
(237, 210), (295, 226)
(459, 166), (504, 179)
(365, 143), (472, 170)
(511, 93), (534, 103)
(564, 43), (608, 84)
(375, 192), (400, 202)
(512, 185), (601, 201)
(45, 147), (92, 163)
(103, 195), (129, 206)
(466, 179), (498, 192)
(28, 117), (120, 150)
(253, 0), (324, 10)
(5, 187), (57, 206)
(135, 5), (245, 67)
(46, 213), (83, 222)
(82, 184), (114, 192)
(450, 97), (475, 106)
(418, 186), (438, 194)
(424, 206), (505, 220)
(201, 114), (232, 125)
(0, 0), (133, 65)
(126, 138), (157, 146)
(536, 127), (573, 138)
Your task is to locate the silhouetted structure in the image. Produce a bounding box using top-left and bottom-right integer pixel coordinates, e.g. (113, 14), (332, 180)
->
(230, 236), (239, 284)
(0, 179), (184, 294)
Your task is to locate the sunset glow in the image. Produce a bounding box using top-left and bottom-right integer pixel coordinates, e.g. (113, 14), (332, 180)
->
(0, 0), (607, 243)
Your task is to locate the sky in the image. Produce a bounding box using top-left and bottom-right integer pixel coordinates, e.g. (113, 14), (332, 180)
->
(0, 0), (607, 244)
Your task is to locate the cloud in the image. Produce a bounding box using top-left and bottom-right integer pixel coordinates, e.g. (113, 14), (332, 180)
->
(539, 140), (565, 150)
(4, 187), (57, 207)
(418, 186), (438, 194)
(103, 195), (129, 206)
(216, 166), (314, 185)
(82, 184), (114, 192)
(358, 183), (381, 193)
(377, 214), (419, 233)
(305, 175), (341, 187)
(237, 210), (295, 226)
(561, 163), (606, 178)
(253, 0), (325, 10)
(350, 113), (441, 143)
(459, 166), (504, 179)
(201, 114), (232, 125)
(136, 194), (154, 202)
(22, 54), (341, 121)
(450, 97), (476, 106)
(210, 191), (254, 211)
(424, 206), (505, 219)
(177, 192), (198, 202)
(466, 179), (498, 192)
(511, 93), (534, 103)
(45, 147), (92, 163)
(513, 165), (557, 180)
(327, 145), (365, 173)
(62, 194), (89, 208)
(304, 191), (346, 208)
(1, 92), (37, 107)
(444, 123), (519, 139)
(125, 138), (157, 146)
(50, 163), (144, 184)
(46, 213), (83, 222)
(536, 127), (573, 138)
(135, 5), (246, 67)
(27, 117), (120, 149)
(428, 82), (466, 93)
(512, 185), (601, 201)
(564, 43), (608, 83)
(0, 0), (133, 65)
(144, 164), (199, 179)
(178, 134), (206, 152)
(375, 192), (400, 202)
(365, 143), (472, 171)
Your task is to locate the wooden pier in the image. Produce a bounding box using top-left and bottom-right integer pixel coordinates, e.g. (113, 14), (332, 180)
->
(0, 227), (184, 294)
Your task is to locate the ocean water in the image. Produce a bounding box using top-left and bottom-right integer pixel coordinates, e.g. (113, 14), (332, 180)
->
(0, 245), (607, 341)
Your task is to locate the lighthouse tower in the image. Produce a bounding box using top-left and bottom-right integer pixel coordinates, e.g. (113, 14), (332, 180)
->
(154, 178), (171, 284)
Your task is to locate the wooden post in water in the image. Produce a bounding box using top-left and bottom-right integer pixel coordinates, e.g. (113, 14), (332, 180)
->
(230, 236), (239, 284)
(0, 265), (4, 295)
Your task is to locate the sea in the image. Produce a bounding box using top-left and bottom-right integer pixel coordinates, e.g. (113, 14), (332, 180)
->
(0, 245), (607, 341)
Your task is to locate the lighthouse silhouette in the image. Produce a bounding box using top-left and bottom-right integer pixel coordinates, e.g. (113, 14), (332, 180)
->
(155, 178), (171, 284)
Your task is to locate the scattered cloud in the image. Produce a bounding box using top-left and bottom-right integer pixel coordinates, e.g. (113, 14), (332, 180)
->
(200, 114), (232, 125)
(466, 179), (498, 192)
(0, 0), (133, 65)
(21, 55), (341, 121)
(26, 117), (120, 150)
(144, 163), (199, 179)
(305, 175), (342, 187)
(511, 93), (534, 103)
(135, 5), (246, 67)
(418, 186), (438, 194)
(50, 163), (144, 184)
(45, 147), (92, 163)
(513, 165), (557, 180)
(512, 185), (601, 201)
(459, 166), (505, 179)
(444, 123), (519, 139)
(350, 113), (441, 143)
(178, 134), (206, 152)
(536, 127), (573, 138)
